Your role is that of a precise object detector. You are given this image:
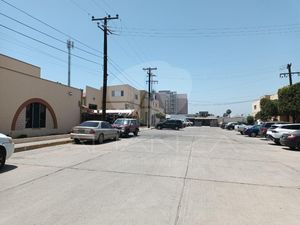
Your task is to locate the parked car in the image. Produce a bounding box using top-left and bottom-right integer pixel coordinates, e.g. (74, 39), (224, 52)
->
(259, 122), (289, 137)
(156, 119), (183, 130)
(266, 123), (300, 145)
(235, 124), (246, 133)
(280, 130), (300, 150)
(244, 125), (261, 137)
(0, 133), (15, 168)
(239, 125), (252, 135)
(71, 120), (119, 144)
(112, 118), (139, 136)
(225, 122), (238, 130)
(220, 122), (227, 129)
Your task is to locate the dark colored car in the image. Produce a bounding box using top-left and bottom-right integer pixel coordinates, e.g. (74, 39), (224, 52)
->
(280, 130), (300, 150)
(220, 123), (227, 129)
(112, 118), (139, 136)
(225, 122), (238, 130)
(156, 120), (183, 130)
(244, 125), (261, 137)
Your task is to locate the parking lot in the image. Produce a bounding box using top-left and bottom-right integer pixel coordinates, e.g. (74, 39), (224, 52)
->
(1, 127), (300, 225)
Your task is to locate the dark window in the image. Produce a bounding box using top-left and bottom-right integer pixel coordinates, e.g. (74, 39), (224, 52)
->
(79, 121), (100, 127)
(88, 104), (97, 110)
(25, 103), (46, 128)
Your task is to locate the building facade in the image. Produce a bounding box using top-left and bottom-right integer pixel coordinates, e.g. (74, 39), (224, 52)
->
(0, 54), (82, 137)
(83, 84), (164, 126)
(157, 90), (188, 114)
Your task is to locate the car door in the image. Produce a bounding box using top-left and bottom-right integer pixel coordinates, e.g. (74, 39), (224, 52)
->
(106, 122), (116, 138)
(101, 122), (110, 140)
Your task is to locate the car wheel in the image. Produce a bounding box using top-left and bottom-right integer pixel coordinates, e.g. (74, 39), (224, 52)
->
(289, 146), (296, 150)
(157, 126), (161, 130)
(250, 132), (257, 137)
(274, 140), (280, 145)
(134, 129), (138, 136)
(240, 131), (243, 135)
(98, 134), (104, 144)
(74, 139), (80, 144)
(0, 147), (6, 169)
(175, 126), (179, 130)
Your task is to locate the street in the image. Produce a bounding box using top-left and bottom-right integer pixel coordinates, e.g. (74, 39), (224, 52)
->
(1, 127), (300, 225)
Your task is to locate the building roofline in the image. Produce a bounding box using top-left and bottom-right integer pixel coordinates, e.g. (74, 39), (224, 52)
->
(0, 53), (40, 69)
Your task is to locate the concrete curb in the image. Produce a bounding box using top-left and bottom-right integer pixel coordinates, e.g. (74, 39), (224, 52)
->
(15, 139), (73, 153)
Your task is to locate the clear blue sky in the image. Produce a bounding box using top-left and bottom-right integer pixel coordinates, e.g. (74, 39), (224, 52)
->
(1, 0), (300, 116)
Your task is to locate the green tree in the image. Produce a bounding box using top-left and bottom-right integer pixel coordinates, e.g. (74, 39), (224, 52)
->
(278, 83), (300, 122)
(254, 111), (267, 121)
(259, 98), (278, 120)
(226, 109), (232, 117)
(247, 115), (254, 125)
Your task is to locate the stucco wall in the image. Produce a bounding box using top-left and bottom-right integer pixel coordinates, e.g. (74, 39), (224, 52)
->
(85, 86), (102, 109)
(0, 54), (40, 78)
(0, 65), (81, 137)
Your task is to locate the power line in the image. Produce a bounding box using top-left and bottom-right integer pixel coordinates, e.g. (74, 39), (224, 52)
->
(0, 0), (102, 54)
(0, 23), (100, 65)
(0, 11), (103, 59)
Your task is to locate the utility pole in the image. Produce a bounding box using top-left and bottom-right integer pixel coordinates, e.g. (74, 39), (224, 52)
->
(92, 14), (119, 120)
(143, 67), (158, 128)
(67, 39), (74, 87)
(280, 63), (300, 86)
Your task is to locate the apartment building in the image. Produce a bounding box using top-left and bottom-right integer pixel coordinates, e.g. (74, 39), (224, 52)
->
(0, 54), (82, 137)
(157, 90), (188, 114)
(84, 84), (164, 126)
(252, 94), (278, 117)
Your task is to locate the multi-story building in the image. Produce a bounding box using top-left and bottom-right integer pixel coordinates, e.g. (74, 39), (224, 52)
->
(83, 84), (164, 126)
(252, 94), (278, 117)
(157, 90), (188, 114)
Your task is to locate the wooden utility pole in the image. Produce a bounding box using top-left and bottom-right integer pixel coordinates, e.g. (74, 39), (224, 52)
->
(280, 63), (300, 86)
(92, 14), (119, 120)
(143, 67), (158, 128)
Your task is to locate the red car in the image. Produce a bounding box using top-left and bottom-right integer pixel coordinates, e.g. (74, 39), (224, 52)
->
(112, 118), (140, 136)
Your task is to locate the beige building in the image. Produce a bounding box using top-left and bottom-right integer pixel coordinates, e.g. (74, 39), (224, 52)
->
(252, 94), (278, 117)
(157, 90), (188, 114)
(177, 94), (188, 114)
(83, 84), (164, 126)
(0, 54), (82, 137)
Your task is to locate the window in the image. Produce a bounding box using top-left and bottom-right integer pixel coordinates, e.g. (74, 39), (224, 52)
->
(135, 94), (138, 100)
(88, 104), (97, 110)
(101, 122), (112, 129)
(254, 105), (257, 110)
(79, 121), (100, 127)
(112, 90), (124, 97)
(25, 103), (46, 128)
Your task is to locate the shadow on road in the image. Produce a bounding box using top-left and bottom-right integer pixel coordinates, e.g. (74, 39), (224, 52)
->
(0, 164), (18, 174)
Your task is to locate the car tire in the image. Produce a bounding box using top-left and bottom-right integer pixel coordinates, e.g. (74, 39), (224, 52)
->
(175, 126), (179, 130)
(74, 139), (80, 144)
(274, 140), (280, 145)
(134, 129), (138, 136)
(0, 147), (6, 169)
(240, 131), (243, 135)
(98, 134), (104, 144)
(289, 146), (296, 150)
(250, 132), (257, 137)
(157, 126), (162, 130)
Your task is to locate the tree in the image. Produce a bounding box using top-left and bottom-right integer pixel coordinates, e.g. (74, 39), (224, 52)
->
(226, 109), (232, 117)
(259, 98), (278, 120)
(247, 115), (254, 125)
(278, 83), (300, 122)
(254, 111), (267, 121)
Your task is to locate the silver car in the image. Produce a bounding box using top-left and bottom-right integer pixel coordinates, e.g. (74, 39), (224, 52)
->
(71, 120), (119, 144)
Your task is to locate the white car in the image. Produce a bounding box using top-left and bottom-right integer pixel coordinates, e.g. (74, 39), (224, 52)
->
(0, 133), (14, 168)
(266, 123), (300, 144)
(71, 120), (119, 144)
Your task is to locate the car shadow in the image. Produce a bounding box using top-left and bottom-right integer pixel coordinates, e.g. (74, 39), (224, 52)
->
(72, 139), (120, 145)
(282, 147), (300, 151)
(0, 164), (18, 174)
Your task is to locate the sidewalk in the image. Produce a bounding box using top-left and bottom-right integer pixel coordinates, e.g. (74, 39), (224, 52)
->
(13, 127), (152, 153)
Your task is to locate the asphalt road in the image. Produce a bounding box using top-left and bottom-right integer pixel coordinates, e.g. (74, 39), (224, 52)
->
(1, 127), (300, 225)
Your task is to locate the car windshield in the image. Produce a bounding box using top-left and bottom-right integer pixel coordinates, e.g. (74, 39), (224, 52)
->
(79, 121), (99, 127)
(114, 119), (129, 125)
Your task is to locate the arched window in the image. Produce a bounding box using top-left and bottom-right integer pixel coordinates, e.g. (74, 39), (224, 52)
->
(25, 103), (46, 128)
